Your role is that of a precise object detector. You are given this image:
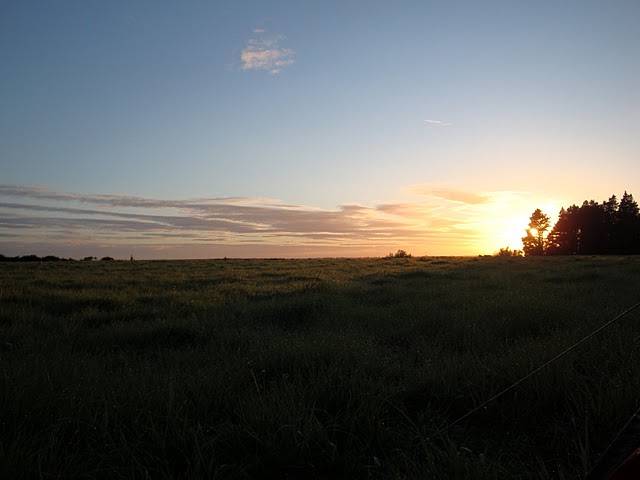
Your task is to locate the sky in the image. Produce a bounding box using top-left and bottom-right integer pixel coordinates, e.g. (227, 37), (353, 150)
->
(1, 0), (639, 259)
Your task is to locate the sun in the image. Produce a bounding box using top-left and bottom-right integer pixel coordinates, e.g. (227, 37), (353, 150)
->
(475, 195), (562, 255)
(496, 217), (528, 250)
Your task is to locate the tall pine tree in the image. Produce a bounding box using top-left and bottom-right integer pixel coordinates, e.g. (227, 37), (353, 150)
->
(522, 209), (550, 256)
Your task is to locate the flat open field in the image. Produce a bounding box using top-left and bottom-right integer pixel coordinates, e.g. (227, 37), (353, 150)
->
(1, 256), (639, 479)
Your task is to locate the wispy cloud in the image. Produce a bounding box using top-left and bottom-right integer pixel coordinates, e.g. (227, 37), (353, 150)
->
(424, 119), (453, 127)
(0, 185), (411, 242)
(0, 184), (495, 257)
(240, 29), (295, 75)
(407, 184), (490, 205)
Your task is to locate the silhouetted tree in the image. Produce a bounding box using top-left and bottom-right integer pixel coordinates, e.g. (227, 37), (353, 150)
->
(576, 200), (608, 254)
(538, 191), (640, 256)
(522, 209), (550, 256)
(616, 191), (640, 254)
(602, 195), (619, 253)
(546, 206), (580, 255)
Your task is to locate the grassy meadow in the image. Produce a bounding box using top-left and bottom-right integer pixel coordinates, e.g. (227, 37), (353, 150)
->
(1, 256), (639, 479)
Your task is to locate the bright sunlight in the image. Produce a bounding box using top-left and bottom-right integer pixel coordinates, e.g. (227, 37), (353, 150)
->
(497, 217), (529, 250)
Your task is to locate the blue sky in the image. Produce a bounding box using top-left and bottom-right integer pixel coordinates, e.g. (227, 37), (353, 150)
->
(1, 1), (639, 258)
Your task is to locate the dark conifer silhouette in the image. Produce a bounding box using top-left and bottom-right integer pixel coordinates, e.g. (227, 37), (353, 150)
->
(544, 191), (640, 255)
(577, 200), (607, 254)
(602, 195), (619, 253)
(617, 191), (640, 254)
(546, 205), (580, 255)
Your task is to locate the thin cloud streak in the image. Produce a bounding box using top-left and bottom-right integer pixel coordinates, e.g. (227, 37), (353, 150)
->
(0, 184), (499, 257)
(407, 184), (491, 205)
(424, 119), (453, 126)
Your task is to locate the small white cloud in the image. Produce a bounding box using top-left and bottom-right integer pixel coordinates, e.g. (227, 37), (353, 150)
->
(424, 119), (453, 126)
(240, 30), (295, 75)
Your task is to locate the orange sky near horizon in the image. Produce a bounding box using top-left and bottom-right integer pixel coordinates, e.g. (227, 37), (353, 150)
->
(0, 183), (571, 259)
(1, 3), (637, 259)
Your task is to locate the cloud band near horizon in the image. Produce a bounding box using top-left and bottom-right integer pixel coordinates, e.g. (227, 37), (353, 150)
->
(0, 184), (509, 258)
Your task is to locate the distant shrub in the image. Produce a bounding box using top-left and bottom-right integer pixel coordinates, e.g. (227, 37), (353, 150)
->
(100, 256), (115, 261)
(494, 247), (523, 257)
(386, 249), (412, 258)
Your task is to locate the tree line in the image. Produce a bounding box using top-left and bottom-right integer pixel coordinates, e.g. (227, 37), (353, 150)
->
(0, 254), (115, 262)
(521, 191), (640, 256)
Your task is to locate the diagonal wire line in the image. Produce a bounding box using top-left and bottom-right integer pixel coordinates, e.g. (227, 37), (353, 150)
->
(589, 402), (640, 476)
(427, 300), (640, 441)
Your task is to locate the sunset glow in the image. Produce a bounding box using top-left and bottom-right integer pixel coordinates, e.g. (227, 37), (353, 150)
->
(1, 2), (638, 258)
(496, 217), (529, 251)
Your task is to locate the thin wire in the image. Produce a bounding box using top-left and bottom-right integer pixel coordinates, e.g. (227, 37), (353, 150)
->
(427, 300), (640, 441)
(589, 402), (640, 475)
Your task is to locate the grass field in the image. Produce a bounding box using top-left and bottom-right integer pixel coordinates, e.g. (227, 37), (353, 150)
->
(1, 256), (639, 479)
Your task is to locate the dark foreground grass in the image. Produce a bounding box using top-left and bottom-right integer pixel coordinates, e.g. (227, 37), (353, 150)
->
(1, 256), (639, 479)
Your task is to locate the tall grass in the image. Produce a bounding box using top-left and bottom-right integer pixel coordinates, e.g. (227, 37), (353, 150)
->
(1, 256), (639, 478)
